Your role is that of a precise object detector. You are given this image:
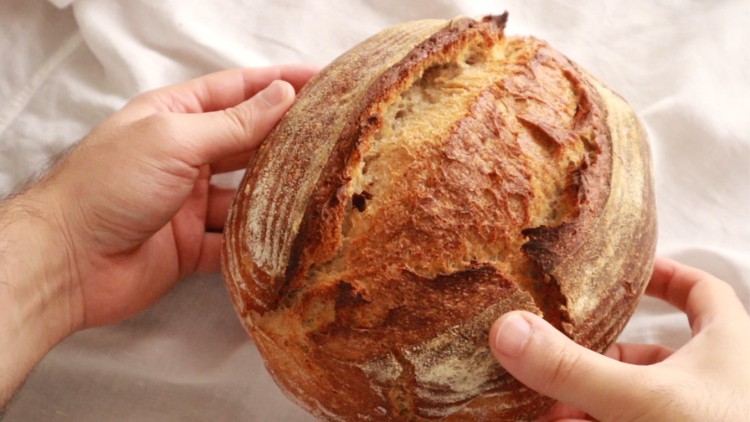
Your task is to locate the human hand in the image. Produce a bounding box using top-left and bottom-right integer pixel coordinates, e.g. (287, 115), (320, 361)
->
(0, 66), (317, 404)
(489, 256), (750, 421)
(32, 65), (316, 329)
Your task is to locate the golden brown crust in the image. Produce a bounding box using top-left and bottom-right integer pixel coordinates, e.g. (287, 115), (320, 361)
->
(222, 13), (656, 422)
(222, 17), (456, 316)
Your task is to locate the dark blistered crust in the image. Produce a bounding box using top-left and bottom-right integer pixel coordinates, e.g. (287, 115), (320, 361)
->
(520, 60), (612, 275)
(222, 12), (655, 422)
(555, 74), (657, 350)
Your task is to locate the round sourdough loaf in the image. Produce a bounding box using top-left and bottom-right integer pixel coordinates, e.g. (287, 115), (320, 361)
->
(222, 13), (656, 421)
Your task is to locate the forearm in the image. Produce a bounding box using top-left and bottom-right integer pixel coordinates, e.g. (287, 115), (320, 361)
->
(0, 188), (80, 405)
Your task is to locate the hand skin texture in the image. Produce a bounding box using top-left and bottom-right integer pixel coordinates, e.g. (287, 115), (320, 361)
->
(490, 257), (750, 421)
(0, 65), (316, 405)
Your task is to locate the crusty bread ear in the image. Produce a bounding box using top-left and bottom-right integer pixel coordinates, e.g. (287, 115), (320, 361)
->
(222, 13), (656, 421)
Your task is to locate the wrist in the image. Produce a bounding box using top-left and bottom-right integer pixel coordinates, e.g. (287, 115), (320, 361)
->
(0, 187), (82, 403)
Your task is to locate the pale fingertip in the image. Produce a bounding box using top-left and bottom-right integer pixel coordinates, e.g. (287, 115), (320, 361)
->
(490, 311), (637, 420)
(491, 312), (533, 358)
(259, 80), (294, 107)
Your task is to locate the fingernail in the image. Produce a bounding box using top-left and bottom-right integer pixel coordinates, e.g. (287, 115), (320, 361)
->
(493, 314), (533, 357)
(260, 80), (290, 106)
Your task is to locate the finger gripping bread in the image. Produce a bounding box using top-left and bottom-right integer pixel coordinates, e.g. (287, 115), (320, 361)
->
(222, 13), (656, 421)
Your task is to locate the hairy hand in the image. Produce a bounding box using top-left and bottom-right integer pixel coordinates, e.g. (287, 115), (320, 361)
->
(36, 66), (317, 329)
(489, 257), (750, 421)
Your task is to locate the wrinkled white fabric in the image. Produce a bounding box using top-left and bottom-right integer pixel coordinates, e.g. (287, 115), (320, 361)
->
(1, 0), (748, 420)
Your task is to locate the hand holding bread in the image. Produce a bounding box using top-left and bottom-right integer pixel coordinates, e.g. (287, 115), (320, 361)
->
(1, 11), (747, 422)
(492, 257), (750, 421)
(0, 65), (316, 404)
(223, 13), (656, 420)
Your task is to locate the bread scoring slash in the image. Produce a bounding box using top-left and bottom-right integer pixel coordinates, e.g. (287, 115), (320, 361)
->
(222, 13), (656, 421)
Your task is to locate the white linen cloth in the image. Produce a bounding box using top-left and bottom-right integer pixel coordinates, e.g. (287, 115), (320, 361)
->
(1, 0), (748, 420)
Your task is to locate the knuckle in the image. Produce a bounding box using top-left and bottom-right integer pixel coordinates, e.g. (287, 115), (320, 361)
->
(712, 278), (739, 298)
(615, 370), (702, 421)
(543, 345), (582, 393)
(222, 105), (256, 138)
(140, 112), (179, 135)
(134, 112), (187, 154)
(122, 112), (181, 150)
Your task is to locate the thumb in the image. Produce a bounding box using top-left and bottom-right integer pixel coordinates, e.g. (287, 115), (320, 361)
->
(489, 311), (640, 419)
(164, 79), (296, 167)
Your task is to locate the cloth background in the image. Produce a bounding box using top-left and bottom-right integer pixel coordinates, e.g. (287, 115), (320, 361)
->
(1, 0), (748, 420)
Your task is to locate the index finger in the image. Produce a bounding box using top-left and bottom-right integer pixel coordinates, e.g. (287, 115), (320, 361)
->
(123, 65), (318, 118)
(646, 256), (747, 333)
